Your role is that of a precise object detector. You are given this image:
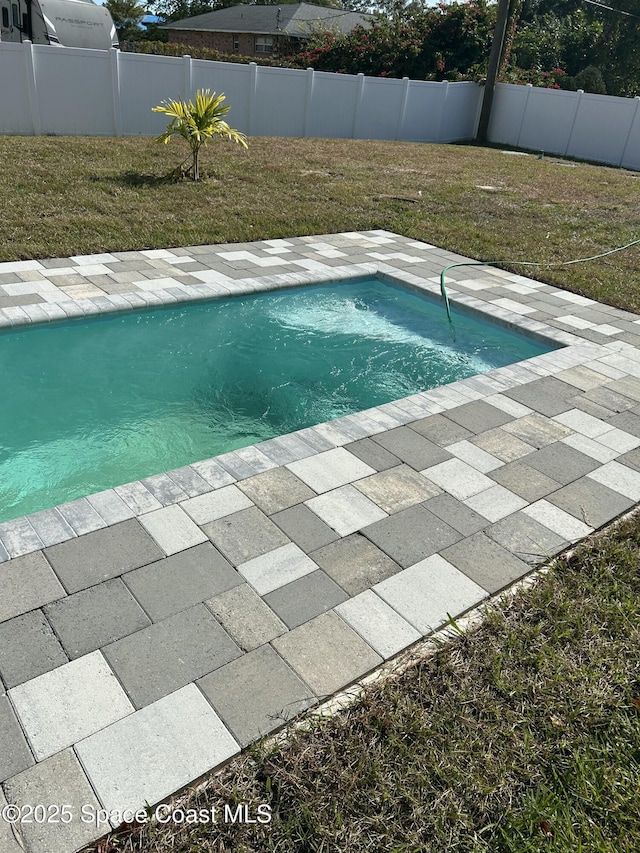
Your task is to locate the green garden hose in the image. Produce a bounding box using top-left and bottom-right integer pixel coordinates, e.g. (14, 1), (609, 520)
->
(439, 237), (640, 323)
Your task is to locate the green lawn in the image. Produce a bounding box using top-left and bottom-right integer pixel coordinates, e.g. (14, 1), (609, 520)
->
(1, 135), (639, 309)
(1, 134), (637, 853)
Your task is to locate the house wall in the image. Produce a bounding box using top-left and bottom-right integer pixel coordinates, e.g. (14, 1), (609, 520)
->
(1, 41), (639, 171)
(166, 30), (291, 58)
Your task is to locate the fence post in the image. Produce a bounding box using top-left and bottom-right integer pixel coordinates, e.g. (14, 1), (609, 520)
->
(302, 66), (315, 138)
(351, 72), (365, 139)
(395, 77), (410, 141)
(110, 48), (122, 137)
(515, 83), (532, 148)
(563, 89), (583, 157)
(247, 62), (258, 135)
(183, 54), (192, 99)
(23, 41), (41, 136)
(436, 81), (449, 142)
(619, 96), (640, 168)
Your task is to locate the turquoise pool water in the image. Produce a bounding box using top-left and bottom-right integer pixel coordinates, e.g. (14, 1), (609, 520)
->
(0, 279), (557, 522)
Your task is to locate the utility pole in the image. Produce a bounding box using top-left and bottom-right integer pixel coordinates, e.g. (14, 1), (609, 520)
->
(476, 0), (511, 143)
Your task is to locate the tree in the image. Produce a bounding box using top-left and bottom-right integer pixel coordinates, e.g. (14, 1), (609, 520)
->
(511, 0), (640, 96)
(291, 1), (495, 81)
(105, 0), (146, 42)
(150, 0), (236, 24)
(152, 89), (248, 181)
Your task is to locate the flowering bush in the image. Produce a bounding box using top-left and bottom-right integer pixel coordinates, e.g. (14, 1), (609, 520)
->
(502, 66), (569, 89)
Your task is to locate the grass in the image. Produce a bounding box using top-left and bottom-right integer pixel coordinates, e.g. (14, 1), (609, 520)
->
(2, 133), (638, 851)
(1, 136), (639, 309)
(87, 514), (640, 853)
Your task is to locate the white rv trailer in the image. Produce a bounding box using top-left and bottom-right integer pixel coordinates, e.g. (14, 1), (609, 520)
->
(0, 0), (118, 49)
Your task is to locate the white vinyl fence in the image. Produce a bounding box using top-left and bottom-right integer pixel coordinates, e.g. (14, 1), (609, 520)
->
(490, 83), (640, 171)
(1, 40), (639, 170)
(0, 41), (480, 142)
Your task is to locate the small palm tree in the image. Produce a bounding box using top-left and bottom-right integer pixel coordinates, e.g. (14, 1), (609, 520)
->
(152, 89), (248, 181)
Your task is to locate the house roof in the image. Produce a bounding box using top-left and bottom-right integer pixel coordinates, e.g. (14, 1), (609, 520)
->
(164, 3), (371, 37)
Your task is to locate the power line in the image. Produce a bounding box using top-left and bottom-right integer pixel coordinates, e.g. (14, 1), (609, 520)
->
(582, 0), (640, 19)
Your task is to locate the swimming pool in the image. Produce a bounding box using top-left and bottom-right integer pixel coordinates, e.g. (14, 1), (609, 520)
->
(0, 277), (558, 522)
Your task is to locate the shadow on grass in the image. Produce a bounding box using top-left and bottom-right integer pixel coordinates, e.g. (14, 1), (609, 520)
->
(90, 171), (177, 188)
(91, 171), (222, 187)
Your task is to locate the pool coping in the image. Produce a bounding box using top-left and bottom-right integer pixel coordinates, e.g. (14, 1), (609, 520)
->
(2, 230), (640, 853)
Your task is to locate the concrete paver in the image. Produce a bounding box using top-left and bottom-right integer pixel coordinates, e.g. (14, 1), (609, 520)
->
(4, 231), (640, 853)
(343, 437), (401, 471)
(0, 610), (68, 687)
(264, 570), (348, 629)
(0, 696), (34, 783)
(471, 427), (535, 462)
(463, 485), (528, 522)
(587, 459), (640, 499)
(503, 376), (579, 416)
(272, 612), (383, 697)
(408, 413), (474, 446)
(354, 464), (441, 513)
(0, 788), (25, 853)
(442, 400), (513, 433)
(180, 484), (253, 525)
(198, 646), (315, 746)
(76, 685), (239, 815)
(522, 500), (594, 541)
(206, 584), (288, 651)
(487, 512), (568, 566)
(546, 476), (633, 528)
(271, 504), (339, 552)
(335, 590), (421, 659)
(139, 505), (208, 555)
(287, 447), (375, 493)
(311, 533), (402, 595)
(44, 520), (163, 593)
(445, 439), (503, 473)
(596, 427), (640, 453)
(362, 504), (461, 568)
(488, 460), (562, 502)
(371, 426), (452, 470)
(237, 543), (318, 596)
(560, 432), (618, 463)
(123, 542), (241, 622)
(421, 458), (495, 501)
(2, 750), (103, 853)
(502, 412), (571, 448)
(102, 605), (241, 708)
(615, 446), (640, 471)
(0, 551), (65, 624)
(523, 442), (600, 485)
(44, 578), (150, 658)
(305, 485), (387, 536)
(422, 493), (488, 536)
(373, 555), (487, 634)
(237, 468), (316, 514)
(9, 652), (133, 760)
(441, 533), (532, 593)
(203, 506), (290, 565)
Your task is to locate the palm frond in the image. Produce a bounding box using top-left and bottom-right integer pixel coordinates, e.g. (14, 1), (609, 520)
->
(151, 89), (248, 179)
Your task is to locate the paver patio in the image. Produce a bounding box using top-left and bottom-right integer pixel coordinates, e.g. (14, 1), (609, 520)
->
(2, 231), (640, 852)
